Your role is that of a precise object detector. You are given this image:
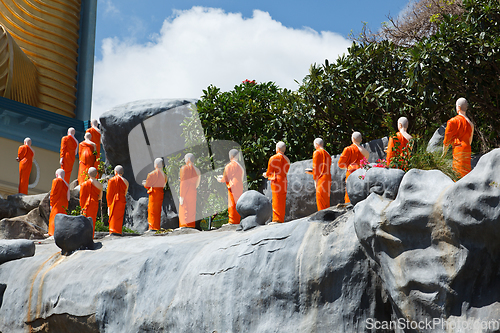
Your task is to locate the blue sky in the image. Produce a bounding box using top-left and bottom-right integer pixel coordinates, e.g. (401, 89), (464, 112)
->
(92, 0), (409, 118)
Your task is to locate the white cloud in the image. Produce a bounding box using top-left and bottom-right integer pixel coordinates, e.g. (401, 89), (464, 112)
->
(92, 7), (351, 118)
(102, 0), (119, 15)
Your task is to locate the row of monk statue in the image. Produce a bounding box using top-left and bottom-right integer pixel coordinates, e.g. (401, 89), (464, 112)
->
(15, 98), (474, 236)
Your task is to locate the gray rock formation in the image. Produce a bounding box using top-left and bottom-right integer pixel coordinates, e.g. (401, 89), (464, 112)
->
(0, 191), (83, 240)
(263, 137), (388, 221)
(0, 193), (46, 220)
(0, 239), (35, 265)
(54, 215), (94, 255)
(235, 190), (272, 231)
(346, 166), (405, 206)
(354, 148), (500, 331)
(0, 208), (46, 239)
(0, 206), (389, 333)
(100, 99), (197, 232)
(427, 124), (446, 153)
(1, 139), (499, 332)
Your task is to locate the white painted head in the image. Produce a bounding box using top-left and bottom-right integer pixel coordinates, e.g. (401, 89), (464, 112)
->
(154, 158), (164, 169)
(114, 165), (124, 175)
(276, 141), (286, 153)
(456, 97), (469, 113)
(313, 138), (324, 149)
(352, 132), (362, 144)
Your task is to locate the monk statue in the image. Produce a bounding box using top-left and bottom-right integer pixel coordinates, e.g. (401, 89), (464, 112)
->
(78, 132), (97, 185)
(443, 97), (474, 178)
(60, 127), (79, 184)
(143, 158), (168, 232)
(263, 141), (290, 223)
(86, 119), (101, 171)
(48, 169), (69, 237)
(79, 167), (103, 238)
(179, 153), (201, 228)
(306, 138), (332, 211)
(386, 117), (413, 168)
(338, 132), (370, 203)
(218, 149), (244, 224)
(16, 137), (34, 194)
(107, 165), (129, 235)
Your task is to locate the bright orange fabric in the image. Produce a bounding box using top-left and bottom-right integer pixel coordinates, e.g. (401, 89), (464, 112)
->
(179, 164), (198, 228)
(86, 127), (101, 170)
(338, 144), (365, 203)
(78, 141), (95, 185)
(60, 135), (78, 184)
(444, 114), (473, 178)
(144, 169), (166, 230)
(221, 160), (244, 224)
(386, 132), (409, 168)
(80, 179), (101, 237)
(146, 188), (163, 230)
(312, 148), (331, 210)
(144, 169), (167, 188)
(107, 175), (127, 234)
(265, 153), (290, 222)
(49, 178), (68, 236)
(17, 144), (33, 194)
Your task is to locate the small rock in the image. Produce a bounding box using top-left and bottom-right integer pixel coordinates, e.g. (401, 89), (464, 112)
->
(54, 215), (94, 255)
(0, 239), (35, 265)
(236, 190), (272, 231)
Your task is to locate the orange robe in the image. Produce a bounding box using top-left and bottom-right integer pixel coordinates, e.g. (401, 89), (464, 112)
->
(444, 114), (473, 178)
(60, 135), (78, 184)
(17, 144), (34, 194)
(144, 169), (166, 230)
(221, 160), (244, 224)
(86, 127), (101, 169)
(312, 148), (332, 210)
(338, 144), (365, 203)
(386, 132), (409, 168)
(78, 141), (96, 185)
(107, 175), (127, 234)
(265, 153), (290, 222)
(49, 178), (69, 236)
(80, 179), (101, 237)
(179, 164), (198, 228)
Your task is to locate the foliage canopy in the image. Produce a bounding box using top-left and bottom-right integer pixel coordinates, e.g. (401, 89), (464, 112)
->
(194, 0), (500, 190)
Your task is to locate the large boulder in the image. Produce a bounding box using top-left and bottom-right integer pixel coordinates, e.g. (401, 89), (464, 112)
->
(235, 190), (272, 231)
(354, 148), (500, 330)
(263, 137), (388, 221)
(100, 99), (197, 232)
(0, 207), (387, 333)
(0, 239), (35, 265)
(346, 166), (405, 206)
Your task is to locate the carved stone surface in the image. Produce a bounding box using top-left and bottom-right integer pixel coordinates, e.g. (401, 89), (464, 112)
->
(354, 149), (500, 330)
(0, 207), (385, 333)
